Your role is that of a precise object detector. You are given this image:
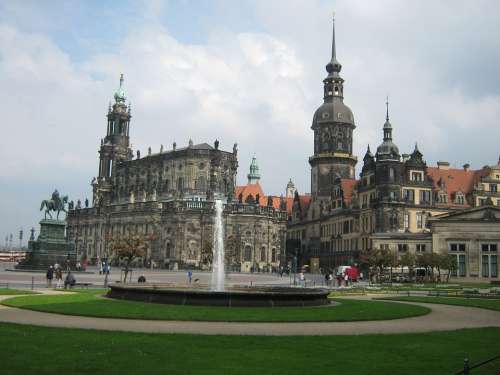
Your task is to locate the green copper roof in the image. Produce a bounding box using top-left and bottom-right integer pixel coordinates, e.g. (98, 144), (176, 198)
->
(247, 156), (261, 184)
(114, 74), (126, 103)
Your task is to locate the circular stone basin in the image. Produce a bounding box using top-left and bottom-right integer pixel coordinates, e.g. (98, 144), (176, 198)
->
(107, 284), (330, 307)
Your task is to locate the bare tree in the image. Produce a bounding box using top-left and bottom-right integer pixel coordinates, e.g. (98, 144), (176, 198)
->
(111, 235), (147, 283)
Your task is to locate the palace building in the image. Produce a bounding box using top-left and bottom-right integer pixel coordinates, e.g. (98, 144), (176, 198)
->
(67, 76), (287, 271)
(286, 18), (500, 281)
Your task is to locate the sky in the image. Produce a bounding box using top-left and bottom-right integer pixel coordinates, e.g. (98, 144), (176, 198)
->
(0, 0), (499, 245)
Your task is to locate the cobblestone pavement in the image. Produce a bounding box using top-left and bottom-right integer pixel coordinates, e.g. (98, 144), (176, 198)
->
(0, 291), (499, 336)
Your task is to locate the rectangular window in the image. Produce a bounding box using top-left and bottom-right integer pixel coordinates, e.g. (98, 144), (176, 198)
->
(419, 190), (431, 204)
(482, 255), (498, 278)
(417, 213), (423, 229)
(411, 172), (423, 182)
(404, 214), (409, 229)
(398, 244), (408, 252)
(450, 243), (466, 252)
(416, 244), (426, 252)
(404, 189), (415, 203)
(482, 243), (498, 252)
(492, 255), (498, 278)
(458, 254), (466, 277)
(482, 255), (490, 277)
(491, 184), (498, 193)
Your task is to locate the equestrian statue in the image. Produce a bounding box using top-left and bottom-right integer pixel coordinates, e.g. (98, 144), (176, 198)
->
(40, 189), (69, 220)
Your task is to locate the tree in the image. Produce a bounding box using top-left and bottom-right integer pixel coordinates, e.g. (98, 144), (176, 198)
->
(400, 252), (416, 282)
(363, 248), (394, 282)
(111, 235), (147, 283)
(439, 253), (457, 283)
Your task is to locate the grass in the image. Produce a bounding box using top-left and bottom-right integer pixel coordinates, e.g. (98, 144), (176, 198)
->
(380, 296), (500, 311)
(0, 323), (499, 375)
(2, 289), (430, 322)
(0, 288), (37, 295)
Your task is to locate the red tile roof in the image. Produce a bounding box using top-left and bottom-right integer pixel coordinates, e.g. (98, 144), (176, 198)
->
(235, 183), (292, 213)
(426, 166), (488, 207)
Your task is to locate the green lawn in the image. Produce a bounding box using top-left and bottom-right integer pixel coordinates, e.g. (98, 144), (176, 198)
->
(380, 296), (500, 311)
(0, 323), (498, 375)
(0, 288), (37, 295)
(2, 290), (429, 322)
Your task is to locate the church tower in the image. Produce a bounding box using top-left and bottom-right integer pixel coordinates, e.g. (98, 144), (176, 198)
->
(93, 74), (132, 205)
(247, 156), (261, 184)
(309, 16), (357, 198)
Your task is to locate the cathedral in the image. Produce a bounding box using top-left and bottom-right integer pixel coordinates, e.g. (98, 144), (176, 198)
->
(286, 18), (500, 281)
(67, 76), (287, 271)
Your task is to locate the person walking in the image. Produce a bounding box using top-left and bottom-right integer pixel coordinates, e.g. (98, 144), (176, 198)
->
(55, 267), (63, 289)
(46, 266), (54, 288)
(187, 270), (193, 284)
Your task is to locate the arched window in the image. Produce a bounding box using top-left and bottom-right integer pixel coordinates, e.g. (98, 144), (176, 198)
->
(260, 246), (266, 262)
(244, 246), (252, 262)
(177, 177), (184, 192)
(164, 179), (170, 192)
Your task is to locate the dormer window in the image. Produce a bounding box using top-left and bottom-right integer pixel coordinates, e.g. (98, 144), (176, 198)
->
(411, 171), (423, 182)
(438, 192), (448, 204)
(455, 192), (465, 205)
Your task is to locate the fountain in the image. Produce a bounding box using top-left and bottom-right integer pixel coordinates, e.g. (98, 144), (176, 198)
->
(107, 200), (330, 307)
(210, 199), (225, 291)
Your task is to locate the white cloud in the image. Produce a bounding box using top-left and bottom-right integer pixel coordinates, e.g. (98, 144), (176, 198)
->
(1, 0), (500, 238)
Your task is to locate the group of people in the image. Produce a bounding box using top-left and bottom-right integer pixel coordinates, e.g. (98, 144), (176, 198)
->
(46, 265), (76, 289)
(324, 266), (362, 288)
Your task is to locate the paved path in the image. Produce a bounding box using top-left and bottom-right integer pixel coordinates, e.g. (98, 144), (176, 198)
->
(1, 291), (499, 336)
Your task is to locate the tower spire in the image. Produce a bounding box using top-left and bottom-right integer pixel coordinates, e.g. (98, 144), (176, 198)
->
(386, 96), (389, 121)
(331, 12), (336, 60)
(326, 13), (342, 75)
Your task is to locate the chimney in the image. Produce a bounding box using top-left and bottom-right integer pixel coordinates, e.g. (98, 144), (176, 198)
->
(463, 163), (470, 172)
(437, 161), (450, 170)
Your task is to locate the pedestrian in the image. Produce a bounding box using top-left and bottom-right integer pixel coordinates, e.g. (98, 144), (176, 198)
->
(187, 270), (193, 284)
(299, 272), (305, 287)
(64, 271), (76, 289)
(46, 266), (54, 288)
(324, 273), (330, 287)
(99, 261), (103, 275)
(55, 268), (63, 288)
(344, 272), (349, 287)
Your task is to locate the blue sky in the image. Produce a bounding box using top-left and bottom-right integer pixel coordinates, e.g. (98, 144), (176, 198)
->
(1, 0), (499, 245)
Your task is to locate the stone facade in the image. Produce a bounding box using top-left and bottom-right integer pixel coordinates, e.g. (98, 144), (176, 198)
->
(67, 77), (287, 271)
(286, 18), (500, 280)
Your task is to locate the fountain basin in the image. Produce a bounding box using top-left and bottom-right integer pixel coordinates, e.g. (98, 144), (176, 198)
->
(107, 284), (330, 307)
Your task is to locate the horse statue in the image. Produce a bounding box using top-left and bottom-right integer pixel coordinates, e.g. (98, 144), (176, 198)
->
(40, 189), (69, 220)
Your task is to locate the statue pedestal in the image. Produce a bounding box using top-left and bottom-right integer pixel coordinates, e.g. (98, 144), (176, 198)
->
(16, 219), (76, 270)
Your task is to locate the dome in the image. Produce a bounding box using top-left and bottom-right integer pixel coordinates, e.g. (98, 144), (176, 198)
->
(312, 98), (355, 127)
(376, 140), (400, 157)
